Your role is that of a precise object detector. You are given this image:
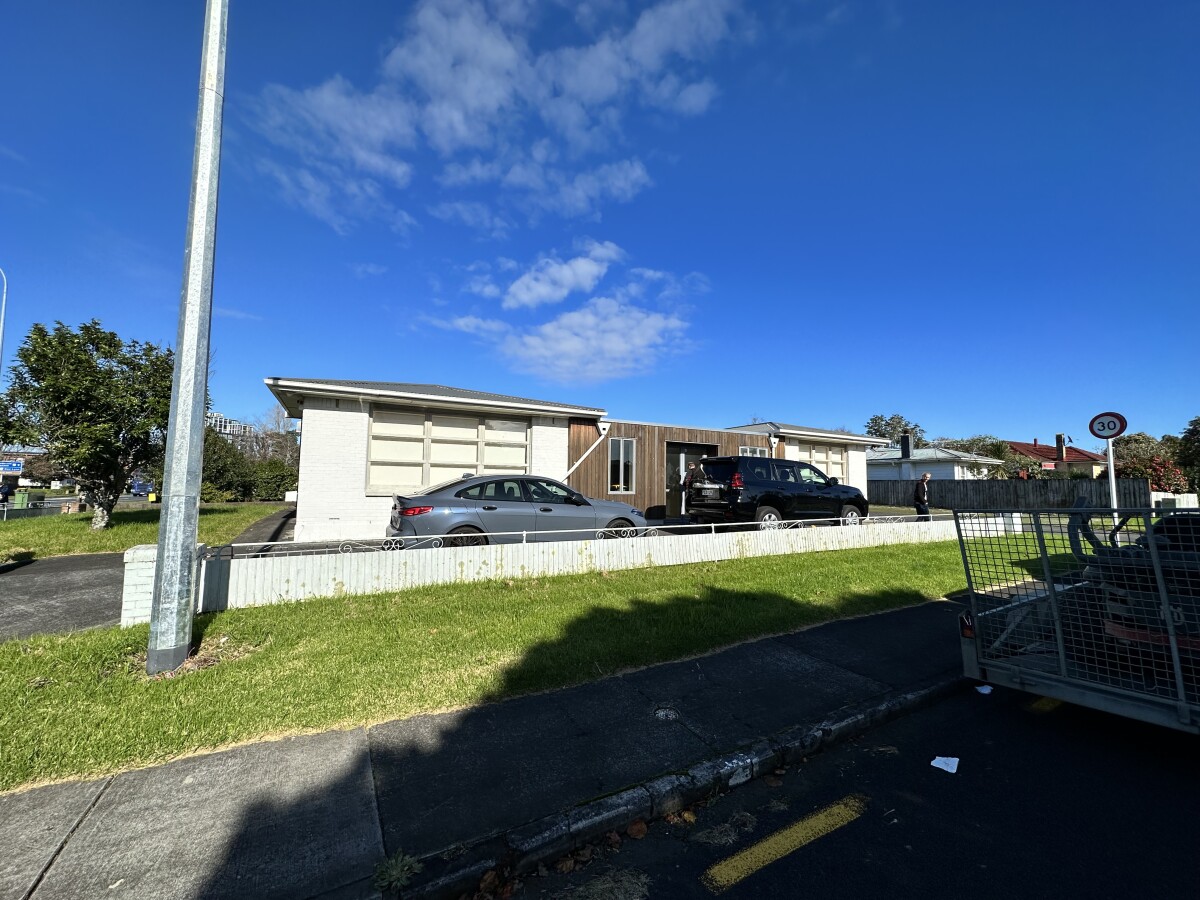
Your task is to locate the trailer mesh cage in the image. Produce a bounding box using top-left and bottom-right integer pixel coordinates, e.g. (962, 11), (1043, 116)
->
(954, 505), (1200, 733)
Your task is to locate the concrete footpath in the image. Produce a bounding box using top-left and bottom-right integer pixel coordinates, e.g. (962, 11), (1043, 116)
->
(1, 599), (965, 900)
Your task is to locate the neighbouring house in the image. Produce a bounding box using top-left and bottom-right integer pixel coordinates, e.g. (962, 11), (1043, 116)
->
(867, 435), (1001, 481)
(264, 378), (880, 541)
(1005, 433), (1106, 478)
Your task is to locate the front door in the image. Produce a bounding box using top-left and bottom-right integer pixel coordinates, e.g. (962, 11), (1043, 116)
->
(665, 442), (719, 518)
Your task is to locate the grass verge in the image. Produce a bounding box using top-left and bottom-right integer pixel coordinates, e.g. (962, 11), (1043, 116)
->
(0, 504), (288, 564)
(0, 540), (971, 793)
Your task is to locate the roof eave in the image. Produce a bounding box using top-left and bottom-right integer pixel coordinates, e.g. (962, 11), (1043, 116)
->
(264, 378), (606, 419)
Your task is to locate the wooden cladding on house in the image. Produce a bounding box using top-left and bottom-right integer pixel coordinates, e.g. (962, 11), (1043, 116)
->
(566, 419), (774, 518)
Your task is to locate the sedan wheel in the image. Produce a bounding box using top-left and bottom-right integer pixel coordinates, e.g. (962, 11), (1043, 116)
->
(445, 526), (488, 547)
(598, 518), (636, 539)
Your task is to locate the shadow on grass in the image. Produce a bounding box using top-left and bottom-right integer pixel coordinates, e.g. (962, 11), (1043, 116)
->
(184, 582), (958, 899)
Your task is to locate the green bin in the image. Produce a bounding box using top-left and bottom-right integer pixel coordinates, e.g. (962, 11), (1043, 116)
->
(11, 489), (29, 509)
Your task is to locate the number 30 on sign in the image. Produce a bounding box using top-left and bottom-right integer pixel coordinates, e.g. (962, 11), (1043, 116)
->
(1089, 412), (1127, 440)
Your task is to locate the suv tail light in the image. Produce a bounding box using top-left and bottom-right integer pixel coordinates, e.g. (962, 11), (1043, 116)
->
(730, 473), (744, 489)
(400, 506), (434, 517)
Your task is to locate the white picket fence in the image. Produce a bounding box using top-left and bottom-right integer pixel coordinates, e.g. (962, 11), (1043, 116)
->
(120, 519), (962, 626)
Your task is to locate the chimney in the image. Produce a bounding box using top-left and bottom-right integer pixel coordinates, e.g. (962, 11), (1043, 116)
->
(1033, 438), (1038, 447)
(1056, 433), (1066, 461)
(900, 432), (912, 459)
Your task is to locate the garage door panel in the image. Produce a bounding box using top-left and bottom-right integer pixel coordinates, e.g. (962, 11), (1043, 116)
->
(431, 416), (479, 440)
(371, 439), (423, 463)
(430, 441), (479, 464)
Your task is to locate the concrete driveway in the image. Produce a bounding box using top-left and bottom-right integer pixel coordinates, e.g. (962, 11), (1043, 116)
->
(0, 553), (125, 642)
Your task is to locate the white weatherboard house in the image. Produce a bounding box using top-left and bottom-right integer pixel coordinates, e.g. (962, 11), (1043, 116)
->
(867, 446), (1001, 481)
(266, 378), (880, 542)
(265, 379), (605, 543)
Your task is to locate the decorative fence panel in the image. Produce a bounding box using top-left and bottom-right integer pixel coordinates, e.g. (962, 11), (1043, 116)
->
(867, 478), (1151, 511)
(121, 519), (966, 624)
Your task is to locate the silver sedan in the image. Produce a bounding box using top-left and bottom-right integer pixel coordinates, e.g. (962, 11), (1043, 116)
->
(386, 474), (647, 547)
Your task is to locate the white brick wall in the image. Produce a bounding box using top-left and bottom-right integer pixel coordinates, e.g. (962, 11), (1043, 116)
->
(121, 544), (159, 626)
(295, 397), (391, 542)
(531, 416), (569, 480)
(846, 447), (869, 498)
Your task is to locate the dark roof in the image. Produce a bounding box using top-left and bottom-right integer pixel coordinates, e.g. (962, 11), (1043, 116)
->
(867, 447), (1002, 464)
(728, 422), (880, 445)
(1005, 440), (1105, 463)
(264, 378), (605, 416)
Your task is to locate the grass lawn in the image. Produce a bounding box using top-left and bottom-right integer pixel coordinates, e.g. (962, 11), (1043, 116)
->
(0, 539), (980, 793)
(0, 504), (288, 564)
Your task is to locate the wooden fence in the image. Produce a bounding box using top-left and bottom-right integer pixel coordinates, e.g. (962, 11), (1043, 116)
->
(867, 478), (1152, 511)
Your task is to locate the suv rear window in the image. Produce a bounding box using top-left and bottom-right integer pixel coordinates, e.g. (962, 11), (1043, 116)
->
(698, 460), (736, 483)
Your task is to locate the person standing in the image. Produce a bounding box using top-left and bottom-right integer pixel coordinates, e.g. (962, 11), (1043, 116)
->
(913, 472), (932, 521)
(0, 479), (12, 507)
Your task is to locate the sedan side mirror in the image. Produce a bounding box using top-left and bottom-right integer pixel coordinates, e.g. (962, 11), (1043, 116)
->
(569, 492), (590, 506)
(829, 477), (840, 485)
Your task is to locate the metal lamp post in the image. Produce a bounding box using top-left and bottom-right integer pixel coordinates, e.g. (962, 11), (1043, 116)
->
(147, 0), (229, 674)
(0, 265), (8, 383)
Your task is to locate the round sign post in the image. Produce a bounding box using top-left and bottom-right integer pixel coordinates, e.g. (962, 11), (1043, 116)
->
(1089, 413), (1128, 513)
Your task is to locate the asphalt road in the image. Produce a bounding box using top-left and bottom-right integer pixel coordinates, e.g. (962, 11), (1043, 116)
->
(521, 686), (1200, 900)
(0, 553), (125, 641)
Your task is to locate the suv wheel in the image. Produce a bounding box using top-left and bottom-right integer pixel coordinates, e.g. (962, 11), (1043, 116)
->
(839, 505), (863, 526)
(755, 506), (783, 530)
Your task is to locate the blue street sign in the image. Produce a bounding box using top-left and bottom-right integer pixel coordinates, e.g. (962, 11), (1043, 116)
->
(0, 459), (24, 474)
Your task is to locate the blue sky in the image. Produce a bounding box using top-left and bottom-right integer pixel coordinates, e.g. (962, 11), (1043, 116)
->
(2, 0), (1197, 450)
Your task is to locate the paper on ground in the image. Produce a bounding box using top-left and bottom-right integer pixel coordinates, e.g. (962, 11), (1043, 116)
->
(931, 757), (959, 773)
(976, 685), (993, 694)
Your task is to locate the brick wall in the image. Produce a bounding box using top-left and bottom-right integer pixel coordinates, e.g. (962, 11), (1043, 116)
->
(531, 416), (569, 479)
(294, 397), (391, 542)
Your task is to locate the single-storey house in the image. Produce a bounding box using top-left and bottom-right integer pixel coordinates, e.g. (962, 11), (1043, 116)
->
(1005, 434), (1105, 477)
(264, 378), (880, 541)
(867, 446), (1002, 481)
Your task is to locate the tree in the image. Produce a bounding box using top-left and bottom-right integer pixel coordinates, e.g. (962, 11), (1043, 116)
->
(931, 434), (1016, 478)
(202, 426), (254, 501)
(1113, 431), (1188, 492)
(0, 321), (172, 528)
(1178, 416), (1200, 490)
(865, 414), (926, 448)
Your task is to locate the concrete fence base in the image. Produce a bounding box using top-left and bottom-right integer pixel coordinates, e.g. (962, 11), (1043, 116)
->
(120, 519), (961, 626)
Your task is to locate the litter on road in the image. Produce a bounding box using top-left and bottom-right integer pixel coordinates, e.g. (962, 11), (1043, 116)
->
(931, 757), (959, 774)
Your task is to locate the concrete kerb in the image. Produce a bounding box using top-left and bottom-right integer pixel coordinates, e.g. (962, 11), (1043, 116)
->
(403, 673), (964, 899)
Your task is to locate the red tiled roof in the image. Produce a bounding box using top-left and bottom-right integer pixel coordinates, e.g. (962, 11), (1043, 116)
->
(1005, 441), (1105, 463)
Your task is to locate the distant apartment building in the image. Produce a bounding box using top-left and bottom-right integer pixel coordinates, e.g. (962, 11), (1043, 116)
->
(205, 411), (255, 440)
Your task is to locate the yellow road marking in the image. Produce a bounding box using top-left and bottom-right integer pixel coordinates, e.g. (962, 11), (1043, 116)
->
(701, 794), (868, 894)
(1027, 697), (1062, 714)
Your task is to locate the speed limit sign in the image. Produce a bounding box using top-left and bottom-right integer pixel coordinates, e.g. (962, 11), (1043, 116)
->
(1089, 412), (1127, 440)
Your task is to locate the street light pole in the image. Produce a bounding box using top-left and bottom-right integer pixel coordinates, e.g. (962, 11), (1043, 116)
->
(147, 0), (229, 674)
(0, 265), (8, 384)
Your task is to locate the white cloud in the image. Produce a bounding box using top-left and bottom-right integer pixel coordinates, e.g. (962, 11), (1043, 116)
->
(503, 240), (624, 309)
(501, 296), (688, 382)
(428, 200), (511, 238)
(433, 314), (512, 337)
(351, 263), (388, 278)
(248, 0), (744, 231)
(214, 306), (264, 321)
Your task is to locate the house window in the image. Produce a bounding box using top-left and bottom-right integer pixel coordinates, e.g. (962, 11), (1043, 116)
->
(739, 446), (770, 457)
(368, 407), (529, 492)
(609, 438), (635, 493)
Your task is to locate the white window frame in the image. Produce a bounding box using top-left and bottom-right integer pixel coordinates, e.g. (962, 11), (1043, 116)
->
(609, 437), (636, 494)
(739, 446), (770, 457)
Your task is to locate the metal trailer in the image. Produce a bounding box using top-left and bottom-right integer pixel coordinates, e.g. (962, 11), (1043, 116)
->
(954, 504), (1200, 734)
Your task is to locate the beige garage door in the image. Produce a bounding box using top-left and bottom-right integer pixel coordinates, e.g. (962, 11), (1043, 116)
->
(791, 442), (846, 480)
(368, 407), (530, 493)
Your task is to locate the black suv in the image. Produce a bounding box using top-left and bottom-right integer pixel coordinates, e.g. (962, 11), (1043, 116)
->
(685, 456), (868, 525)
